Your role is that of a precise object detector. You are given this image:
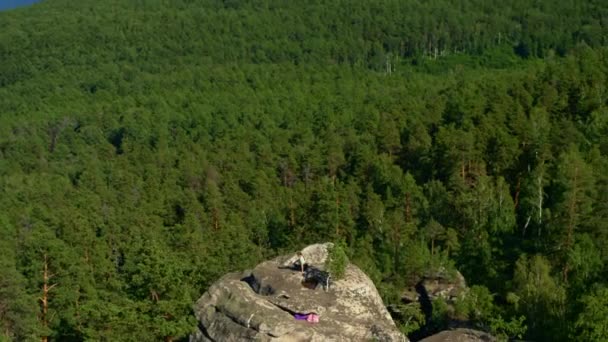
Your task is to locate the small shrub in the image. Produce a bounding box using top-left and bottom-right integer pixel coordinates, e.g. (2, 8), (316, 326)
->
(325, 241), (348, 280)
(396, 303), (426, 336)
(489, 315), (527, 341)
(429, 297), (450, 331)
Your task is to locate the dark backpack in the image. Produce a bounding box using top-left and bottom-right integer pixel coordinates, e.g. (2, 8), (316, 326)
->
(304, 267), (331, 291)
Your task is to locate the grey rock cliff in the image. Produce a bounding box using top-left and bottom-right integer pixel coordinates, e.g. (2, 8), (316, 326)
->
(190, 243), (408, 342)
(419, 269), (467, 303)
(419, 328), (496, 342)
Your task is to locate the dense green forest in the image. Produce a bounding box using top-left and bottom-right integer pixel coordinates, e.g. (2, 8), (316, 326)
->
(1, 0), (608, 341)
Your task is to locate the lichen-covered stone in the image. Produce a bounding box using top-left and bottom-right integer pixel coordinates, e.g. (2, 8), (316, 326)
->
(419, 328), (497, 342)
(190, 243), (407, 342)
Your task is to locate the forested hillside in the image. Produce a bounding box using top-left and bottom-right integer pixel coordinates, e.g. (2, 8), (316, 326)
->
(1, 0), (608, 341)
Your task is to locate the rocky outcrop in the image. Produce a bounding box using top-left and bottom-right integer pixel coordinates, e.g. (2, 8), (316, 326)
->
(406, 269), (468, 330)
(190, 243), (407, 342)
(418, 269), (467, 303)
(399, 270), (499, 342)
(419, 329), (496, 342)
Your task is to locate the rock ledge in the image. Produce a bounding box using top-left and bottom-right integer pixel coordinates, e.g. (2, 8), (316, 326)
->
(190, 243), (407, 342)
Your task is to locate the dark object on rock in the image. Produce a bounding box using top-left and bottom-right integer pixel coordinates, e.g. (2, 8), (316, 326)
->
(241, 272), (275, 296)
(303, 266), (331, 291)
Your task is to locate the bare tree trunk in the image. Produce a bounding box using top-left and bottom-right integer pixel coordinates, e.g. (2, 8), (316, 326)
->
(523, 215), (531, 236)
(41, 254), (57, 342)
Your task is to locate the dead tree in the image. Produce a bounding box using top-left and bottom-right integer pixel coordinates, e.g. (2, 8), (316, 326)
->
(40, 253), (57, 342)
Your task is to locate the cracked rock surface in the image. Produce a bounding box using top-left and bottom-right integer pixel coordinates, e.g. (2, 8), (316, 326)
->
(190, 243), (407, 342)
(419, 329), (497, 342)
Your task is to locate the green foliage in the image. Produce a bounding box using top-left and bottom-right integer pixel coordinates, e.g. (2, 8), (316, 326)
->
(0, 218), (40, 341)
(0, 1), (608, 340)
(429, 298), (450, 332)
(572, 285), (608, 341)
(453, 285), (495, 322)
(396, 303), (426, 336)
(325, 241), (348, 280)
(488, 315), (527, 341)
(453, 285), (527, 341)
(513, 255), (567, 341)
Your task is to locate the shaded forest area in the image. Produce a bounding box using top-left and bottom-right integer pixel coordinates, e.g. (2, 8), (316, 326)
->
(1, 0), (608, 341)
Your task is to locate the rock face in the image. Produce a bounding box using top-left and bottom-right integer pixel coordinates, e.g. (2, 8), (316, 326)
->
(418, 329), (496, 342)
(190, 243), (407, 342)
(418, 270), (467, 303)
(411, 269), (468, 328)
(396, 269), (499, 342)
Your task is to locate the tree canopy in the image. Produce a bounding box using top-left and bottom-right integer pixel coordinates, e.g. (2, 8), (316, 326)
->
(1, 0), (608, 341)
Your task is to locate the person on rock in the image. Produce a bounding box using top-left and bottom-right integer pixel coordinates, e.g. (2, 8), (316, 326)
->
(296, 252), (306, 273)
